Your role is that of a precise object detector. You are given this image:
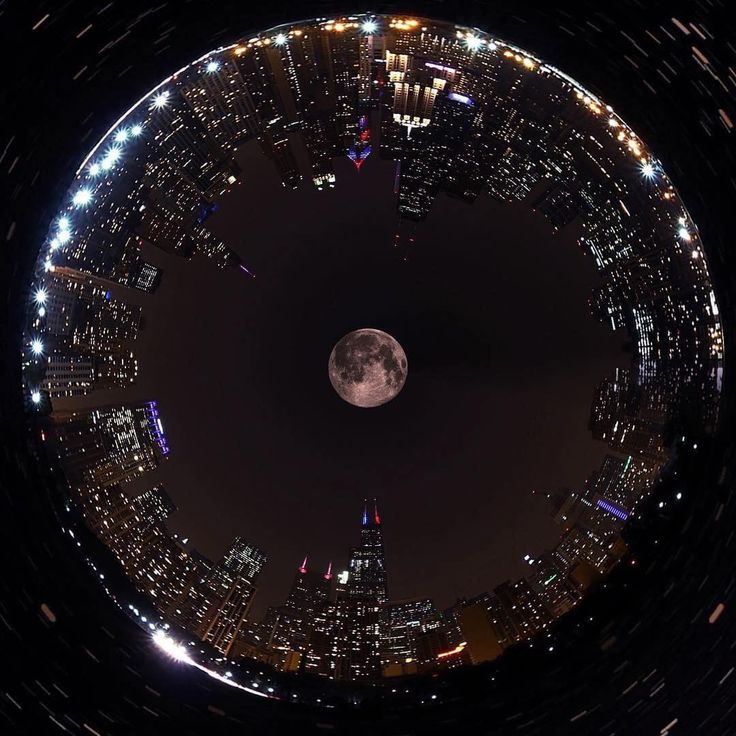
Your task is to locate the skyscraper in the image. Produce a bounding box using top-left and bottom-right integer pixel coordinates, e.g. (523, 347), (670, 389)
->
(261, 557), (333, 666)
(171, 537), (267, 657)
(37, 266), (141, 397)
(180, 57), (261, 151)
(379, 597), (437, 674)
(347, 498), (388, 602)
(52, 401), (169, 487)
(302, 502), (389, 681)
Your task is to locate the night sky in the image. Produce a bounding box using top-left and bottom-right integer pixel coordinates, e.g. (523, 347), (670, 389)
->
(73, 140), (625, 618)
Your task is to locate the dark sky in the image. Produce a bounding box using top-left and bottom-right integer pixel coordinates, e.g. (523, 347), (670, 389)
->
(82, 141), (625, 618)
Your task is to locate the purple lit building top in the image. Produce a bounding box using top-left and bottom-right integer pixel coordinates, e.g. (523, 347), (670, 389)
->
(447, 91), (474, 106)
(145, 400), (170, 456)
(596, 498), (629, 521)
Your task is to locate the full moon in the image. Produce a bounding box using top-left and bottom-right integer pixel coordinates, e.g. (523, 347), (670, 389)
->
(328, 329), (408, 408)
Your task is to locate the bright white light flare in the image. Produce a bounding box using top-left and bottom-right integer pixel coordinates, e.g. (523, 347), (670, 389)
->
(641, 161), (655, 178)
(152, 630), (193, 663)
(150, 90), (170, 109)
(101, 147), (122, 170)
(72, 189), (93, 207)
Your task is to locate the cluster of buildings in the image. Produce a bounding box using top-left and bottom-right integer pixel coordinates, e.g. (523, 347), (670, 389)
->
(235, 447), (660, 681)
(50, 400), (267, 657)
(22, 16), (723, 683)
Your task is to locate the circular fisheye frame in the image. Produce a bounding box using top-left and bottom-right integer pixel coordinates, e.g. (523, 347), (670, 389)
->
(15, 14), (725, 733)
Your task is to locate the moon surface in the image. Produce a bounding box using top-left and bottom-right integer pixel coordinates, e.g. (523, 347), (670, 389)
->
(328, 329), (408, 408)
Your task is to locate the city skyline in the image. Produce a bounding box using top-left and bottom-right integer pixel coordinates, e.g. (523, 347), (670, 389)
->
(21, 14), (722, 684)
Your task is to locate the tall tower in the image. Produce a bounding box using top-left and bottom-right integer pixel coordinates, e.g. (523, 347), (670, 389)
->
(348, 498), (389, 603)
(190, 537), (267, 657)
(304, 502), (388, 681)
(263, 557), (333, 658)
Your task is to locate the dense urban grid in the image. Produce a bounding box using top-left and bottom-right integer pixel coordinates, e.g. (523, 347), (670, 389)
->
(21, 15), (723, 685)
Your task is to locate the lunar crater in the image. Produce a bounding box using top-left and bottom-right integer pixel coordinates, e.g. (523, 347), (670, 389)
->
(329, 329), (408, 408)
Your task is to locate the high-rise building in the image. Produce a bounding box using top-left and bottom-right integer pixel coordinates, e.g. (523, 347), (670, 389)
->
(493, 578), (553, 640)
(171, 537), (267, 657)
(306, 594), (382, 681)
(180, 57), (261, 151)
(379, 597), (437, 673)
(72, 480), (199, 613)
(347, 499), (389, 602)
(219, 536), (268, 580)
(590, 369), (670, 464)
(527, 552), (581, 617)
(42, 267), (141, 345)
(199, 573), (259, 656)
(36, 267), (141, 398)
(456, 601), (504, 664)
(132, 485), (177, 525)
(35, 266), (141, 396)
(146, 87), (240, 199)
(272, 557), (333, 652)
(303, 502), (389, 681)
(394, 88), (476, 220)
(52, 401), (169, 487)
(41, 353), (95, 397)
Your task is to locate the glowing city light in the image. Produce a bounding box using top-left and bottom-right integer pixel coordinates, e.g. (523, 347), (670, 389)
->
(130, 123), (144, 136)
(114, 128), (129, 143)
(31, 391), (41, 405)
(465, 35), (482, 51)
(88, 162), (101, 177)
(437, 641), (467, 659)
(34, 288), (47, 305)
(679, 227), (692, 241)
(206, 60), (220, 73)
(72, 188), (93, 207)
(150, 90), (170, 109)
(101, 146), (122, 170)
(56, 230), (71, 245)
(152, 630), (193, 663)
(361, 20), (378, 34)
(58, 216), (71, 231)
(641, 161), (656, 178)
(30, 338), (44, 355)
(274, 33), (288, 45)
